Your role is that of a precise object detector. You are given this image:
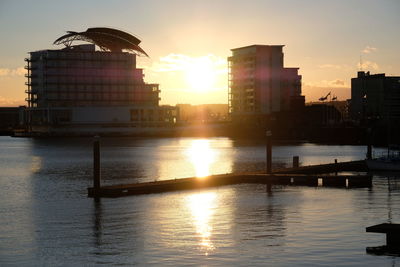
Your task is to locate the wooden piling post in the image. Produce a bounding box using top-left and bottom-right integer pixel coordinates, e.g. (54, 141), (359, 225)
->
(266, 130), (272, 174)
(266, 182), (272, 193)
(367, 128), (372, 160)
(334, 158), (338, 175)
(93, 136), (101, 191)
(293, 156), (299, 168)
(266, 130), (272, 193)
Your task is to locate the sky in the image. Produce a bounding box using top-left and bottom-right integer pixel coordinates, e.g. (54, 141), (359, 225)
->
(0, 0), (399, 106)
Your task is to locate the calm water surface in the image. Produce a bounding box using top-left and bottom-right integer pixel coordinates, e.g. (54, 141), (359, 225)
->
(0, 136), (399, 266)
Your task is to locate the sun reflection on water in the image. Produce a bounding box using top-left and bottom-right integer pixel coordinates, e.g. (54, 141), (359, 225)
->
(187, 192), (217, 255)
(30, 156), (42, 173)
(186, 139), (216, 178)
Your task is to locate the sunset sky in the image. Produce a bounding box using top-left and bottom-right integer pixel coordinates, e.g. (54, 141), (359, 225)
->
(0, 0), (399, 106)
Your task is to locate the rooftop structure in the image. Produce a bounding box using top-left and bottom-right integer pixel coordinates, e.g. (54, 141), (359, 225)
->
(54, 27), (148, 56)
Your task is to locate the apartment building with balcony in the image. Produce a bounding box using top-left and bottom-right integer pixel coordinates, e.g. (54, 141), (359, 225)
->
(228, 45), (303, 123)
(25, 28), (176, 135)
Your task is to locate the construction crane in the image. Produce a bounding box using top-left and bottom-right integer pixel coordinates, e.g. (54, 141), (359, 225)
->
(319, 92), (331, 101)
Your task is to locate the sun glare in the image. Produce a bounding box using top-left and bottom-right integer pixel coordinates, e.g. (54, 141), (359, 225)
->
(185, 57), (217, 93)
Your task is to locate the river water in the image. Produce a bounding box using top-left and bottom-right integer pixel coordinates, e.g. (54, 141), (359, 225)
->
(0, 136), (399, 266)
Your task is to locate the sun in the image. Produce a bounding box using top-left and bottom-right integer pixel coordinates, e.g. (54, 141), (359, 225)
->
(185, 57), (217, 93)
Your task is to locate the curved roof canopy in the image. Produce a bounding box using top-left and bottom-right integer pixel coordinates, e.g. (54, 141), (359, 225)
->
(54, 27), (148, 56)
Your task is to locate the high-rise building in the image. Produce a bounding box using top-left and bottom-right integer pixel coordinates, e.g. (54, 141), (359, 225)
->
(350, 71), (400, 125)
(25, 28), (176, 135)
(228, 45), (303, 123)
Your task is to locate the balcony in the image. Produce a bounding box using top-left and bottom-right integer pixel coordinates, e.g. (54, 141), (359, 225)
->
(25, 97), (37, 102)
(24, 66), (37, 70)
(25, 82), (38, 86)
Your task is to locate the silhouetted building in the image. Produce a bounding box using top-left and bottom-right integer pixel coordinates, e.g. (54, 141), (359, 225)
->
(25, 28), (176, 135)
(350, 71), (400, 125)
(228, 45), (303, 123)
(306, 100), (349, 123)
(305, 104), (342, 126)
(0, 106), (26, 134)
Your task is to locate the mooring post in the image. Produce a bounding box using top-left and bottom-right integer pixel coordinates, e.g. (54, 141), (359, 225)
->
(334, 159), (338, 175)
(93, 136), (101, 191)
(367, 128), (372, 160)
(266, 182), (272, 193)
(266, 130), (272, 193)
(266, 130), (272, 174)
(293, 156), (299, 168)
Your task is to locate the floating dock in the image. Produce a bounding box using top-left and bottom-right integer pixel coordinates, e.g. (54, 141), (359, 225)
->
(366, 223), (400, 256)
(88, 171), (372, 198)
(88, 139), (372, 198)
(274, 160), (367, 174)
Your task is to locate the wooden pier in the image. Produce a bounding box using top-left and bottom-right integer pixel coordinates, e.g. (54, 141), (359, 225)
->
(273, 160), (367, 174)
(88, 137), (372, 198)
(88, 171), (372, 198)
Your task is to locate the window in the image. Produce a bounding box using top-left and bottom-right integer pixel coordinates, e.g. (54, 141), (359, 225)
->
(130, 110), (139, 121)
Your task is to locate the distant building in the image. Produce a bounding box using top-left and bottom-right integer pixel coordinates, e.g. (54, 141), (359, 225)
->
(306, 100), (350, 123)
(0, 106), (26, 134)
(350, 71), (400, 126)
(304, 104), (342, 126)
(25, 28), (177, 136)
(176, 104), (228, 123)
(228, 45), (303, 123)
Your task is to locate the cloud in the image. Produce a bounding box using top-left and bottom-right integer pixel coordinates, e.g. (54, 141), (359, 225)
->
(319, 64), (341, 69)
(318, 64), (350, 70)
(0, 67), (26, 77)
(147, 53), (228, 74)
(331, 79), (345, 86)
(139, 53), (228, 93)
(357, 60), (379, 70)
(0, 69), (10, 76)
(362, 46), (377, 54)
(0, 96), (25, 107)
(13, 67), (26, 76)
(305, 79), (347, 88)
